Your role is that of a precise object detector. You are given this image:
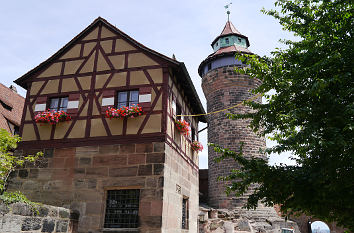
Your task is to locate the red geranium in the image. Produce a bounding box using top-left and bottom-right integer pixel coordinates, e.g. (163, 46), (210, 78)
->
(191, 141), (203, 152)
(105, 105), (143, 119)
(175, 119), (190, 136)
(35, 110), (71, 125)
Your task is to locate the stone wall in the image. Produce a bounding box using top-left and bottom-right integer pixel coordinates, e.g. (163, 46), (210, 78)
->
(198, 206), (300, 233)
(199, 169), (208, 204)
(0, 202), (77, 233)
(161, 142), (199, 232)
(201, 65), (265, 209)
(9, 142), (166, 233)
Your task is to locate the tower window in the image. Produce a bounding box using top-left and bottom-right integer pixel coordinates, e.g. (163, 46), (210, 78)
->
(238, 38), (242, 43)
(216, 42), (218, 46)
(207, 63), (212, 71)
(225, 38), (229, 44)
(49, 97), (68, 112)
(104, 189), (140, 229)
(117, 90), (139, 108)
(182, 197), (189, 229)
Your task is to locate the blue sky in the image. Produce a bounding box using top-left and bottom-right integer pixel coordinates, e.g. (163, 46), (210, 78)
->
(0, 0), (296, 168)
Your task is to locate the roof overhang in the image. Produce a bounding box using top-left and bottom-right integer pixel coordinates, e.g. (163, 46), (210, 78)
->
(198, 49), (253, 77)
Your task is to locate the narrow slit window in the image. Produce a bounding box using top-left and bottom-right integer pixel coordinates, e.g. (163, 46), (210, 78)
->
(182, 197), (189, 229)
(225, 38), (229, 44)
(104, 189), (140, 229)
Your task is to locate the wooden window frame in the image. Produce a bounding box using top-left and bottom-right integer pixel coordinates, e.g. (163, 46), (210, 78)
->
(115, 90), (139, 109)
(48, 96), (69, 112)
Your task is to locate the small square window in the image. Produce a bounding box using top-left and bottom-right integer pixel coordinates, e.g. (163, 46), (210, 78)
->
(117, 90), (139, 108)
(104, 189), (140, 229)
(49, 97), (68, 112)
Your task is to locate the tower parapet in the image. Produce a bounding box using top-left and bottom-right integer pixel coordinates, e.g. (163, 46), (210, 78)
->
(199, 20), (265, 209)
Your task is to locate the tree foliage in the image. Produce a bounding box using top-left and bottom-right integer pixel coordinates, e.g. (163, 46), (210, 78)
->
(212, 0), (353, 230)
(0, 129), (42, 204)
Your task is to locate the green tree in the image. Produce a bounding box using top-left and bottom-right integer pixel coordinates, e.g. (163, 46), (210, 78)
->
(212, 0), (353, 230)
(0, 129), (42, 204)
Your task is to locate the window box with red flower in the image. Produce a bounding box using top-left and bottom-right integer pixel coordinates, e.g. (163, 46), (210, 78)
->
(191, 141), (203, 152)
(175, 119), (190, 136)
(105, 105), (144, 119)
(35, 110), (71, 125)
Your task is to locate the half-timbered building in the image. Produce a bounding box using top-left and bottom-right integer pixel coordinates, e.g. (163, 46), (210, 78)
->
(12, 17), (206, 233)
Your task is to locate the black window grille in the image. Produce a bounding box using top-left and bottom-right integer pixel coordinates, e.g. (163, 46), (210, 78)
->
(117, 90), (139, 108)
(49, 97), (68, 112)
(182, 197), (189, 229)
(104, 189), (140, 229)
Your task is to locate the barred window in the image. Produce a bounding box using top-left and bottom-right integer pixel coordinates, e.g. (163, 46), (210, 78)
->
(182, 197), (189, 229)
(104, 189), (140, 229)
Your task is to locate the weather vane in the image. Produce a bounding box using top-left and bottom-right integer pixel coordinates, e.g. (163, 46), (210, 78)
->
(224, 2), (232, 21)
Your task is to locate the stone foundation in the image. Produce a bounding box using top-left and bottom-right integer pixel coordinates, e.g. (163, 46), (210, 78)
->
(0, 202), (78, 233)
(198, 205), (300, 233)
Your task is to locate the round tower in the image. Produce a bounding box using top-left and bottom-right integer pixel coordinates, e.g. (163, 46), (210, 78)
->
(199, 20), (266, 209)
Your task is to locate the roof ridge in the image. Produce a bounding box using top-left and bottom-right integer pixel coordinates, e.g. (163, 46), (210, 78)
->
(0, 83), (25, 99)
(15, 17), (179, 89)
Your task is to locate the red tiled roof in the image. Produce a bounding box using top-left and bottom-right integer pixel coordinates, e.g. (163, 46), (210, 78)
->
(220, 21), (241, 35)
(211, 21), (250, 48)
(212, 45), (252, 56)
(0, 83), (25, 133)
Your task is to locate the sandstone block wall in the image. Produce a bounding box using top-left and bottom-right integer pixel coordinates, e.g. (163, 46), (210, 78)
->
(0, 202), (77, 233)
(201, 66), (265, 209)
(161, 143), (199, 232)
(9, 142), (166, 233)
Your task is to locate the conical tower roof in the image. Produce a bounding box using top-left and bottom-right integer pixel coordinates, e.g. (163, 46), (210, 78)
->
(211, 21), (250, 47)
(220, 21), (241, 35)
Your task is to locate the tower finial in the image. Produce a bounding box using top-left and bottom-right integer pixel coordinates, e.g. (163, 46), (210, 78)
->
(224, 2), (232, 21)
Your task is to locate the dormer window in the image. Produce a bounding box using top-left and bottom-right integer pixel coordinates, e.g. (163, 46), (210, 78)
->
(225, 38), (229, 44)
(49, 97), (68, 112)
(0, 100), (12, 111)
(117, 90), (139, 108)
